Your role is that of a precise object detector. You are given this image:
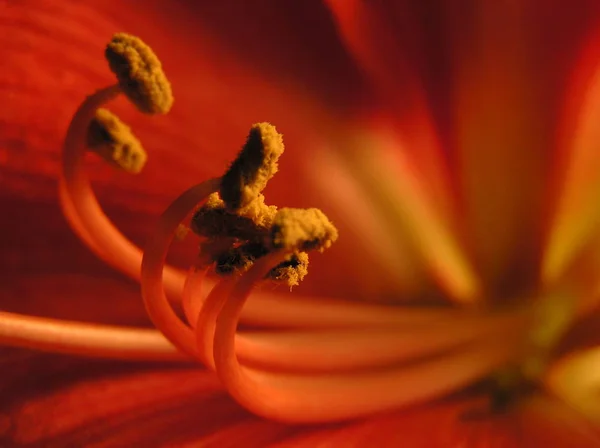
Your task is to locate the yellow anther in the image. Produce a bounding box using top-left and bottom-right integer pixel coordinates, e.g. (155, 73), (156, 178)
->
(269, 252), (309, 287)
(271, 208), (338, 252)
(87, 108), (147, 174)
(236, 194), (277, 228)
(189, 121), (336, 288)
(220, 123), (284, 210)
(105, 33), (173, 114)
(191, 193), (273, 240)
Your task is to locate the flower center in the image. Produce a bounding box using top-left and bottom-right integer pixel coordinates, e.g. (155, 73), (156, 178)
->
(488, 291), (576, 410)
(1, 31), (593, 425)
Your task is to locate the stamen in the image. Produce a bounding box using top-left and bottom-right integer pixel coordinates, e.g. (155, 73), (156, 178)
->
(141, 178), (221, 358)
(105, 32), (173, 114)
(60, 33), (185, 298)
(87, 108), (147, 174)
(141, 169), (498, 376)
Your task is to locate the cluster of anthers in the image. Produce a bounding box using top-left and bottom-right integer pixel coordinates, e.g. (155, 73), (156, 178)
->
(59, 33), (346, 419)
(0, 32), (589, 425)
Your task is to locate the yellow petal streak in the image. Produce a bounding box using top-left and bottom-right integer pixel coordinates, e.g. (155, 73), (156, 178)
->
(542, 64), (600, 285)
(305, 148), (423, 297)
(546, 347), (600, 422)
(449, 2), (544, 289)
(344, 130), (480, 304)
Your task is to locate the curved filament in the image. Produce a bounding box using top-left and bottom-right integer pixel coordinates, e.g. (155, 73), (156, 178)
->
(0, 311), (187, 362)
(182, 266), (209, 328)
(141, 178), (220, 358)
(59, 85), (187, 299)
(195, 277), (238, 369)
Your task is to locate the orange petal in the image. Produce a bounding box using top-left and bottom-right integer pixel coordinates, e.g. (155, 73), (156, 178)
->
(545, 347), (600, 423)
(543, 25), (600, 285)
(4, 348), (598, 446)
(331, 123), (480, 304)
(273, 396), (524, 447)
(443, 3), (542, 291)
(1, 357), (240, 445)
(446, 1), (600, 290)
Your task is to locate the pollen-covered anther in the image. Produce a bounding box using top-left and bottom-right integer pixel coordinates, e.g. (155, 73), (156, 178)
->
(105, 32), (173, 114)
(269, 251), (309, 287)
(191, 193), (273, 240)
(87, 108), (147, 174)
(220, 122), (284, 210)
(271, 208), (338, 252)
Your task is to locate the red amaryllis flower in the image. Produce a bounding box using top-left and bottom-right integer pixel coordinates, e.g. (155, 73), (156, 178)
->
(2, 0), (600, 446)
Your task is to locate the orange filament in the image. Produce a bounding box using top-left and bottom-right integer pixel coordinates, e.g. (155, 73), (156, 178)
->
(59, 84), (188, 299)
(234, 309), (529, 373)
(21, 140), (516, 366)
(141, 178), (221, 358)
(0, 311), (186, 362)
(181, 265), (209, 328)
(195, 278), (237, 369)
(211, 254), (528, 423)
(140, 187), (527, 377)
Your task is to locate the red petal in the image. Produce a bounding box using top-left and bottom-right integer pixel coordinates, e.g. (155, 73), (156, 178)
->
(3, 350), (599, 447)
(519, 396), (600, 447)
(325, 0), (456, 221)
(444, 1), (600, 291)
(542, 22), (600, 285)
